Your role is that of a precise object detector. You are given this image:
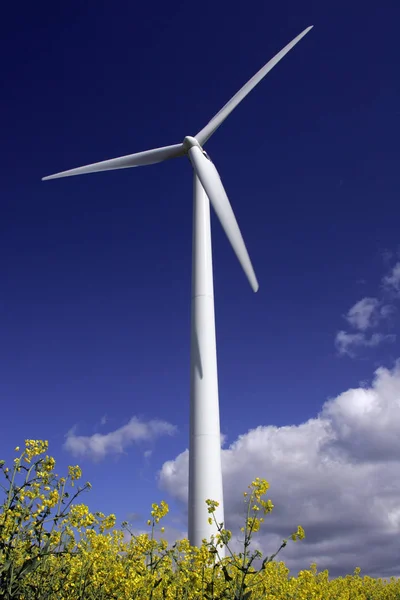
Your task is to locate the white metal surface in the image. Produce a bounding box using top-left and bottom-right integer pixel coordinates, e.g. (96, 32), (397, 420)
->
(189, 175), (225, 554)
(188, 145), (258, 292)
(195, 26), (313, 146)
(42, 143), (184, 180)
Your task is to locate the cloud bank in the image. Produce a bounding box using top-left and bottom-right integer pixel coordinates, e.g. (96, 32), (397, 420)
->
(159, 361), (400, 580)
(64, 416), (177, 461)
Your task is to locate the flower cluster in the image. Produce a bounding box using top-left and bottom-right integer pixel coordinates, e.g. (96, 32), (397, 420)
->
(1, 440), (397, 599)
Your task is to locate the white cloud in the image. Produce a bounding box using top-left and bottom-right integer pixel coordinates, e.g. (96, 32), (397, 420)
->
(334, 259), (400, 357)
(159, 361), (400, 580)
(336, 296), (396, 357)
(64, 416), (177, 461)
(345, 297), (380, 331)
(383, 262), (400, 294)
(335, 330), (395, 357)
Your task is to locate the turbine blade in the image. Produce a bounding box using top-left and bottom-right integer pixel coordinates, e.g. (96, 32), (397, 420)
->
(195, 26), (313, 146)
(188, 147), (258, 292)
(42, 143), (185, 181)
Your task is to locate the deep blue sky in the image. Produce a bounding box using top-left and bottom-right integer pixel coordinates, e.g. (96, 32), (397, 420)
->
(2, 0), (400, 579)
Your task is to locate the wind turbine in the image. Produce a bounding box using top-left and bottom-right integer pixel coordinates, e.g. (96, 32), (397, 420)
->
(43, 26), (313, 553)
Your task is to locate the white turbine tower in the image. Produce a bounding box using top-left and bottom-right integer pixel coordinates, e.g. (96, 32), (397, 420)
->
(43, 26), (313, 553)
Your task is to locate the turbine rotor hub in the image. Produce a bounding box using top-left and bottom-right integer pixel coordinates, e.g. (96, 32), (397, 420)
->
(183, 136), (212, 162)
(183, 136), (202, 152)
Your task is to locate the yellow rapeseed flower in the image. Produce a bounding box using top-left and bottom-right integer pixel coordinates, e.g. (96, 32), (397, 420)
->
(68, 465), (82, 481)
